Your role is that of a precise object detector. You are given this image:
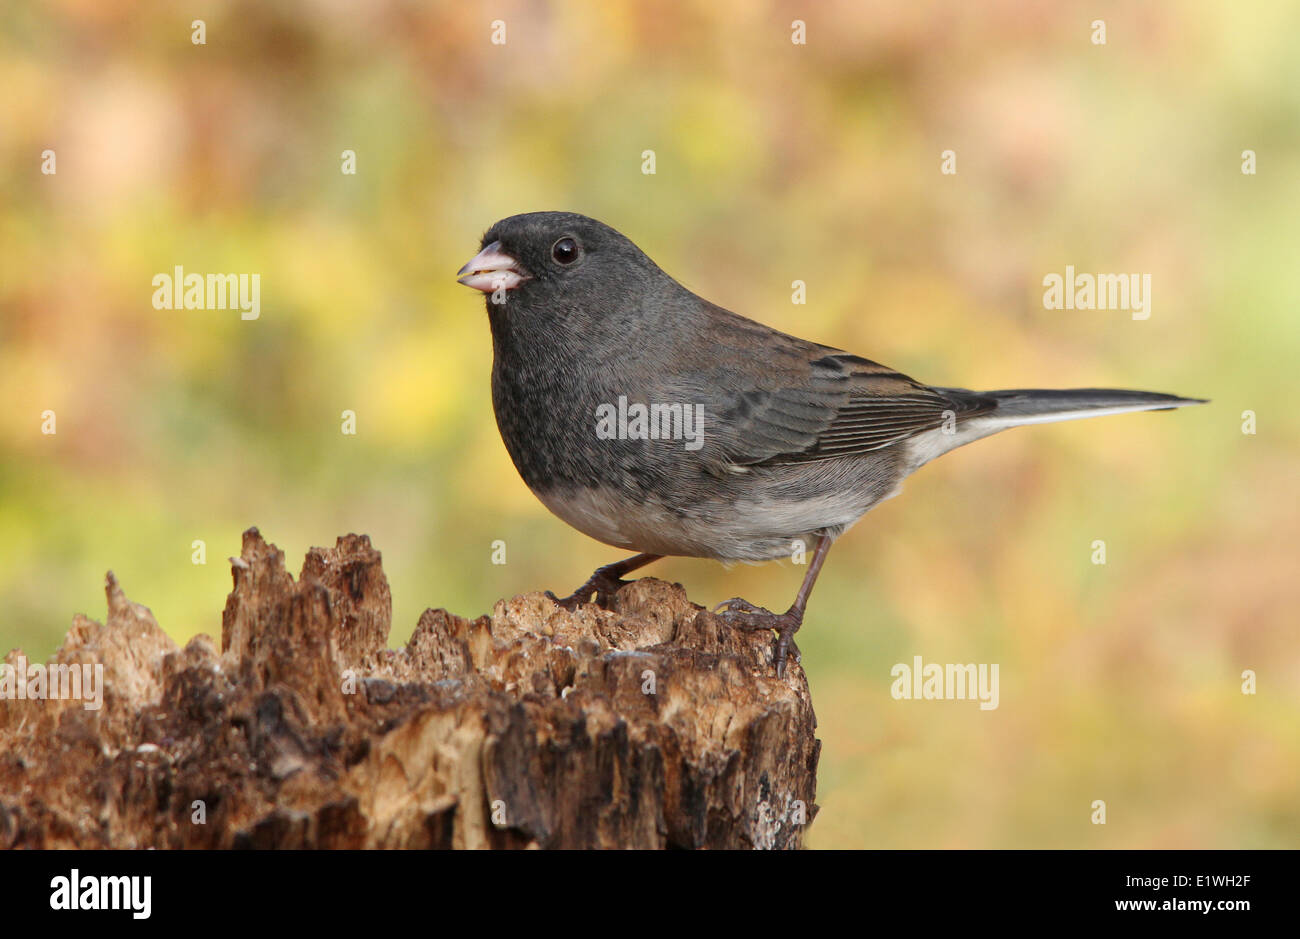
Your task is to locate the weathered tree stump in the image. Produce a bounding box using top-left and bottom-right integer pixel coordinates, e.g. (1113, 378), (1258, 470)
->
(0, 530), (820, 848)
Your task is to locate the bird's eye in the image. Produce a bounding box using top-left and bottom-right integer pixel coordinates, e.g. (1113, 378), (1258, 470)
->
(551, 237), (579, 265)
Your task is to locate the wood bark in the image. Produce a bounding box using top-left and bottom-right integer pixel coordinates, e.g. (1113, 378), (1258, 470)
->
(0, 529), (820, 849)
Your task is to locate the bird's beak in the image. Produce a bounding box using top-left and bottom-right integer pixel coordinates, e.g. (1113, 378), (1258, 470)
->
(456, 241), (528, 292)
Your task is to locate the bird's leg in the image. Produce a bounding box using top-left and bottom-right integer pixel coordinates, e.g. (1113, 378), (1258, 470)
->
(545, 553), (663, 611)
(711, 534), (835, 677)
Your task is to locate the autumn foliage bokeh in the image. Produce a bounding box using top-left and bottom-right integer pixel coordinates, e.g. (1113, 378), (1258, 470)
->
(2, 0), (1297, 847)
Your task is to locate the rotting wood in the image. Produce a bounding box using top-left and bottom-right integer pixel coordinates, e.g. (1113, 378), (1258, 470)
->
(0, 529), (820, 849)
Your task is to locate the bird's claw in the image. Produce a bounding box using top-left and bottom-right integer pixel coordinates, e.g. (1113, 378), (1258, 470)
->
(713, 596), (765, 615)
(710, 602), (805, 678)
(543, 589), (586, 612)
(546, 574), (627, 612)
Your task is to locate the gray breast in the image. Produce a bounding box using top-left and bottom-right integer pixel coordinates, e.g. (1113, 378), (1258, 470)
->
(531, 446), (908, 561)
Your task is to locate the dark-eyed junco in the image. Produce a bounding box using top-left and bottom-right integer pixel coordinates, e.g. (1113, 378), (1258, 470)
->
(457, 212), (1205, 676)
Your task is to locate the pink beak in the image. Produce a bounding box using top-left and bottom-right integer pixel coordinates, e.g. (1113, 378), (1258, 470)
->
(456, 241), (529, 292)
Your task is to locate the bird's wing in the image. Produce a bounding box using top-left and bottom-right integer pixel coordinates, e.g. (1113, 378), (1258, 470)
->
(714, 354), (994, 467)
(665, 307), (995, 468)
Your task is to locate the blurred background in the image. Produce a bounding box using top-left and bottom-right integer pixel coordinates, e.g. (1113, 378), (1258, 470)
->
(2, 0), (1297, 848)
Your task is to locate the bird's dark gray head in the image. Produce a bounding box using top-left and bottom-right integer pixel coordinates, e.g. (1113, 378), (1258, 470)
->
(456, 212), (680, 324)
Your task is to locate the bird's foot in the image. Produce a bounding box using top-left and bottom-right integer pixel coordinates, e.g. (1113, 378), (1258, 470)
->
(545, 570), (629, 612)
(711, 600), (804, 678)
(713, 597), (767, 616)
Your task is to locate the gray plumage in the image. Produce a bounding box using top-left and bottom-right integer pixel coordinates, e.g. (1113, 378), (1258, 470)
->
(460, 211), (1204, 564)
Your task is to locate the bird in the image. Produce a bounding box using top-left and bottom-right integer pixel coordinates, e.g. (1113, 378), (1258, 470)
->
(456, 211), (1205, 677)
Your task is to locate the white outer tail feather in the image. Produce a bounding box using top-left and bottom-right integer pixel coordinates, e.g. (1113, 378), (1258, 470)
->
(905, 393), (1204, 470)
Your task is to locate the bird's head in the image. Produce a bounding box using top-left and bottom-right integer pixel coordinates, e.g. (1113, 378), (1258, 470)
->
(456, 212), (672, 316)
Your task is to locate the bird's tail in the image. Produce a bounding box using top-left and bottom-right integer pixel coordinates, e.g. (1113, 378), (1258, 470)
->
(916, 387), (1207, 464)
(966, 388), (1207, 430)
